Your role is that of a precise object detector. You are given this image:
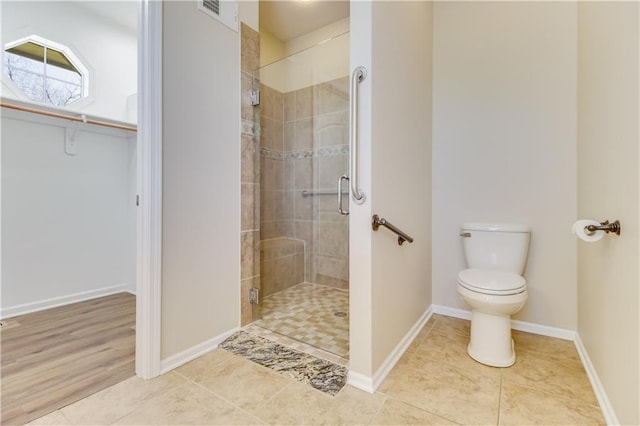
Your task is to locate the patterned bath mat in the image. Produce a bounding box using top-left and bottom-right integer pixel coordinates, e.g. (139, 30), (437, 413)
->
(219, 331), (347, 396)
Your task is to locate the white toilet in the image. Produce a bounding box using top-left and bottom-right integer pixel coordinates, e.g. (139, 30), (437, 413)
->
(457, 223), (531, 367)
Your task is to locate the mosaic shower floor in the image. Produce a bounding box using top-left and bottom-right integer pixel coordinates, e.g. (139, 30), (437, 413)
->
(253, 282), (349, 359)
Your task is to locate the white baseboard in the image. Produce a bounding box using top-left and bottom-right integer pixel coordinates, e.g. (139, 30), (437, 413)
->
(511, 318), (575, 341)
(160, 327), (241, 375)
(574, 334), (619, 425)
(347, 370), (375, 393)
(431, 305), (576, 341)
(432, 305), (472, 321)
(348, 306), (433, 393)
(0, 283), (132, 319)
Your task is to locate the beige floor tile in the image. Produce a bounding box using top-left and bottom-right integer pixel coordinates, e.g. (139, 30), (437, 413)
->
(175, 349), (239, 381)
(403, 323), (437, 359)
(60, 372), (186, 425)
(386, 359), (500, 425)
(512, 330), (580, 361)
(26, 410), (70, 425)
(39, 314), (604, 426)
(431, 314), (470, 338)
(329, 385), (386, 424)
(185, 351), (291, 413)
(501, 348), (599, 406)
(423, 315), (437, 331)
(412, 327), (501, 378)
(499, 381), (605, 425)
(377, 354), (425, 395)
(406, 316), (437, 351)
(370, 398), (458, 425)
(113, 382), (261, 425)
(254, 381), (335, 424)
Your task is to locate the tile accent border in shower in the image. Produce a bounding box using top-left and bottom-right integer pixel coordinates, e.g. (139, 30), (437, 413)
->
(241, 119), (259, 138)
(260, 144), (349, 160)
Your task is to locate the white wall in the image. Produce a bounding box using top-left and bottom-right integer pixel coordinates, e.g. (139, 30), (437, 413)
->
(1, 110), (136, 318)
(1, 1), (137, 123)
(577, 2), (639, 424)
(370, 1), (432, 373)
(349, 0), (374, 379)
(349, 0), (432, 383)
(432, 2), (578, 330)
(161, 1), (242, 360)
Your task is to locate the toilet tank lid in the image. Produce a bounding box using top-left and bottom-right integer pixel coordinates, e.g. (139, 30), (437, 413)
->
(461, 223), (531, 233)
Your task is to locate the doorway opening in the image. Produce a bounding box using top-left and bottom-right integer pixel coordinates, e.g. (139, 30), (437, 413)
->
(1, 2), (139, 423)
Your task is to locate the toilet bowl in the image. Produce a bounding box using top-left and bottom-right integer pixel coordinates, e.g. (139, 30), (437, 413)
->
(457, 269), (527, 367)
(457, 223), (531, 367)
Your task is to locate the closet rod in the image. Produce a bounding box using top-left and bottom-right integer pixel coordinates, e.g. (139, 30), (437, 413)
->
(0, 101), (137, 132)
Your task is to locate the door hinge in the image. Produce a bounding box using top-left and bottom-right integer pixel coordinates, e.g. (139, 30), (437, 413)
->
(136, 195), (140, 206)
(251, 89), (260, 106)
(249, 287), (260, 304)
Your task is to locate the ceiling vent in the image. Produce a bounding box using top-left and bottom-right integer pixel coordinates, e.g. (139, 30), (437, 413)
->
(198, 0), (238, 33)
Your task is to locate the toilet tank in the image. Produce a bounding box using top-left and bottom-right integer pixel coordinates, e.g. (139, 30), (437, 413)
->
(461, 223), (531, 274)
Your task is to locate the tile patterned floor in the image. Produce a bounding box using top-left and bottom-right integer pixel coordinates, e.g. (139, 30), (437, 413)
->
(254, 282), (350, 358)
(30, 314), (605, 425)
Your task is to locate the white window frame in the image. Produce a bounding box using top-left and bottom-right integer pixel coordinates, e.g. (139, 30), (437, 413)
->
(2, 34), (90, 105)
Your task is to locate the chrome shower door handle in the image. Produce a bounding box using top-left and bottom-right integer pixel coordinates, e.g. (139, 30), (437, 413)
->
(338, 175), (349, 215)
(350, 66), (367, 205)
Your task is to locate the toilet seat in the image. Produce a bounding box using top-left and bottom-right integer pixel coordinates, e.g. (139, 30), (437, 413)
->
(458, 268), (526, 295)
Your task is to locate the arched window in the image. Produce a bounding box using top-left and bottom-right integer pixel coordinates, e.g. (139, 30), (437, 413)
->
(3, 36), (88, 107)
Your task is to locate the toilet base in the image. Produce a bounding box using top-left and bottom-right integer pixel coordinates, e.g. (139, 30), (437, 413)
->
(467, 310), (516, 367)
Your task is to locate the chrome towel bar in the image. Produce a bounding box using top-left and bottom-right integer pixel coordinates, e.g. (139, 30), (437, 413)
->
(372, 214), (414, 246)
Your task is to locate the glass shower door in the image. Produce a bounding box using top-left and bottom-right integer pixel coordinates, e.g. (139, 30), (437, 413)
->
(252, 32), (351, 359)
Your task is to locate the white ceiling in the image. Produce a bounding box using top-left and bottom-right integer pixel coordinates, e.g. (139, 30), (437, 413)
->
(73, 1), (349, 42)
(76, 1), (138, 33)
(259, 0), (350, 42)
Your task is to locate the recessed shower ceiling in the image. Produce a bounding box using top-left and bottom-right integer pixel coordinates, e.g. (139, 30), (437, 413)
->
(259, 0), (350, 41)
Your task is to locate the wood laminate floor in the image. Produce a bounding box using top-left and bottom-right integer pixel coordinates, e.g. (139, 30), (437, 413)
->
(1, 293), (136, 425)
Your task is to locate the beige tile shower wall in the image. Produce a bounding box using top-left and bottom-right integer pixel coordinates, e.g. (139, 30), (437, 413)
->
(260, 238), (305, 297)
(284, 77), (350, 289)
(240, 23), (260, 326)
(260, 84), (289, 240)
(260, 76), (349, 290)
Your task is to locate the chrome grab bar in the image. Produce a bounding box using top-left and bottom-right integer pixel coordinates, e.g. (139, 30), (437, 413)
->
(338, 175), (349, 215)
(372, 214), (414, 246)
(302, 189), (349, 197)
(586, 220), (621, 235)
(350, 66), (367, 204)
